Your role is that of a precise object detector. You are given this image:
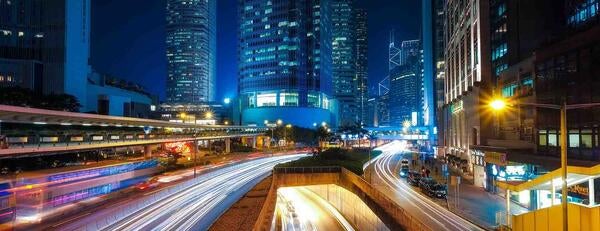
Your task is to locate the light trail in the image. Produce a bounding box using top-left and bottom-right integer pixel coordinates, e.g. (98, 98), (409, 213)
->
(371, 148), (483, 231)
(94, 155), (304, 231)
(276, 187), (354, 231)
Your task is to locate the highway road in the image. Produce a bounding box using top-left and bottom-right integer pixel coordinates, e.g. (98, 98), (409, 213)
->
(276, 187), (354, 231)
(366, 145), (483, 231)
(48, 154), (304, 231)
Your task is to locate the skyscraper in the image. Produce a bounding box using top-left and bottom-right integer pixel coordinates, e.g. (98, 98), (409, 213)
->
(332, 0), (357, 126)
(388, 30), (402, 71)
(389, 59), (423, 127)
(442, 0), (493, 179)
(238, 0), (334, 128)
(422, 0), (441, 146)
(166, 0), (217, 104)
(389, 40), (423, 127)
(355, 9), (368, 125)
(0, 0), (91, 110)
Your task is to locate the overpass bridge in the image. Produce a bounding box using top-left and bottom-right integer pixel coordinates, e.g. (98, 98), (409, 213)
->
(366, 126), (430, 141)
(0, 105), (267, 158)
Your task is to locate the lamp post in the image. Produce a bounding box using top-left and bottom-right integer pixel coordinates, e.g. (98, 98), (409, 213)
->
(489, 98), (600, 230)
(285, 124), (292, 147)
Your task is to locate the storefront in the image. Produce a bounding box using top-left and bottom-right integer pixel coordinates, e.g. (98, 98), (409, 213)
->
(471, 149), (486, 188)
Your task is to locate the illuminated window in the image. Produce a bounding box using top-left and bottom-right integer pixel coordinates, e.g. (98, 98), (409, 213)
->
(569, 130), (580, 148)
(581, 129), (593, 148)
(502, 82), (517, 97)
(538, 130), (547, 146)
(257, 93), (276, 107)
(279, 92), (298, 106)
(308, 93), (320, 107)
(548, 131), (557, 147)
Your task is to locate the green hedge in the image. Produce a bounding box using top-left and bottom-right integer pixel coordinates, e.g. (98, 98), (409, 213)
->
(277, 148), (382, 175)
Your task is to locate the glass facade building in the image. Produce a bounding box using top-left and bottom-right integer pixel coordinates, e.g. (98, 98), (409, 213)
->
(0, 0), (91, 110)
(355, 9), (368, 125)
(331, 0), (356, 126)
(238, 0), (334, 127)
(389, 60), (423, 127)
(166, 0), (217, 104)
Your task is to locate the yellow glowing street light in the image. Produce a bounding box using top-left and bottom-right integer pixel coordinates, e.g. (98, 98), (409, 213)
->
(487, 97), (600, 230)
(205, 111), (213, 119)
(402, 120), (412, 128)
(179, 112), (187, 119)
(276, 119), (283, 126)
(224, 121), (229, 125)
(490, 98), (508, 111)
(286, 124), (292, 128)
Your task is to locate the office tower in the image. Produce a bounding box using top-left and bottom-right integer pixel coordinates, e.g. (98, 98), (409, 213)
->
(389, 58), (423, 127)
(388, 30), (402, 71)
(422, 0), (441, 146)
(166, 0), (217, 104)
(389, 39), (423, 128)
(238, 0), (333, 128)
(0, 0), (91, 110)
(355, 9), (368, 125)
(332, 0), (356, 126)
(442, 0), (493, 180)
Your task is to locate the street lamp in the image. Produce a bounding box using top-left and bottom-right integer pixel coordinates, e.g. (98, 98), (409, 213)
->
(205, 111), (213, 119)
(277, 119), (283, 126)
(179, 112), (187, 123)
(284, 124), (292, 146)
(489, 98), (600, 230)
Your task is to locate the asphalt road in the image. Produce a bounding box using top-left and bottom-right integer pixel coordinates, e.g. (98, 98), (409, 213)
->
(46, 154), (305, 231)
(276, 187), (354, 231)
(366, 146), (483, 231)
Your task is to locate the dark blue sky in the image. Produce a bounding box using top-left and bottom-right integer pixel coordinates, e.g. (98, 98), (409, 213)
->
(91, 0), (420, 102)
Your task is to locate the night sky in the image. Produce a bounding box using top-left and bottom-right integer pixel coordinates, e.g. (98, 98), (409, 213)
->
(91, 0), (421, 102)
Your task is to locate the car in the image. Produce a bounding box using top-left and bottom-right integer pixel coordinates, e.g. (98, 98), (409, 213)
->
(418, 177), (436, 191)
(426, 183), (447, 199)
(401, 159), (410, 166)
(406, 171), (421, 186)
(399, 165), (410, 178)
(136, 178), (160, 190)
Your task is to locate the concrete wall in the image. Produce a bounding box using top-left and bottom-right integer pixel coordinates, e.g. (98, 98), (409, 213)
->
(512, 204), (600, 231)
(306, 184), (388, 231)
(253, 167), (431, 231)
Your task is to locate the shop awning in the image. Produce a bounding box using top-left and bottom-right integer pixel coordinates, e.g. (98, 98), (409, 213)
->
(470, 145), (596, 170)
(496, 164), (600, 192)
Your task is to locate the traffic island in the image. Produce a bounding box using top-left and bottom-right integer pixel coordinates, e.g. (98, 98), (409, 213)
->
(209, 176), (273, 231)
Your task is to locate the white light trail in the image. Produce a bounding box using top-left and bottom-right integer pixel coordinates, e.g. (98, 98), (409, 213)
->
(97, 155), (304, 231)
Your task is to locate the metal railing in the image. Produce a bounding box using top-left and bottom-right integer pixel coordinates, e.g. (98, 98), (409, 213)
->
(273, 166), (342, 174)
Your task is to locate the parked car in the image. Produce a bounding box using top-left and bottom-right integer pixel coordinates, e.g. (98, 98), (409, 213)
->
(401, 159), (410, 166)
(399, 165), (410, 178)
(406, 171), (422, 186)
(418, 177), (436, 191)
(426, 183), (447, 199)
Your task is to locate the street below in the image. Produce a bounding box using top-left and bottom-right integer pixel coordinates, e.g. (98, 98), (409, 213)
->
(366, 147), (483, 231)
(38, 154), (305, 231)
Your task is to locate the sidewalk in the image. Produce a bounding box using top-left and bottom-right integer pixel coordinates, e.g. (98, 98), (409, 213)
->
(413, 158), (529, 230)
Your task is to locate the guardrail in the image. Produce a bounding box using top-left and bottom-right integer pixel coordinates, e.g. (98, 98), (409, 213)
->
(273, 166), (341, 174)
(255, 166), (433, 231)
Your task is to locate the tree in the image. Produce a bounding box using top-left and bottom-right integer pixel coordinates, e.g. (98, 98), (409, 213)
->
(0, 87), (81, 112)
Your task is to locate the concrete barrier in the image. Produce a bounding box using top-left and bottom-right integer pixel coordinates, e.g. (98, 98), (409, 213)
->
(253, 167), (431, 231)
